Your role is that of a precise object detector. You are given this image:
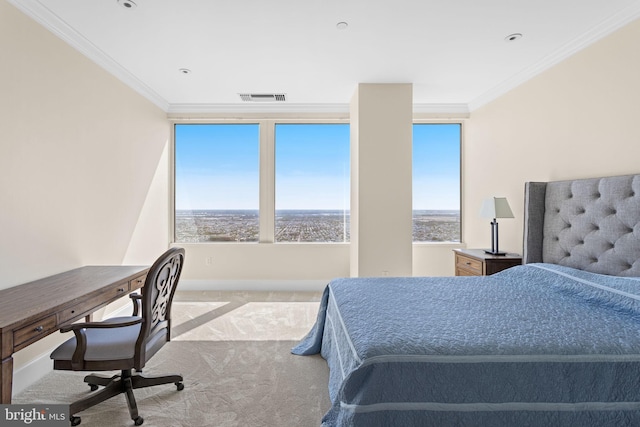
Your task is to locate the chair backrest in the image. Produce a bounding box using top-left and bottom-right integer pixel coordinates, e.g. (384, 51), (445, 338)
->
(134, 247), (185, 369)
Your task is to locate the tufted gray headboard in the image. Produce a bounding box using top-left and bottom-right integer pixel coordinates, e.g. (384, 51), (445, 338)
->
(523, 174), (640, 276)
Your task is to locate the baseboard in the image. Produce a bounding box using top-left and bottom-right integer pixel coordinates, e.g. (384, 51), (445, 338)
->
(12, 350), (53, 397)
(179, 279), (328, 292)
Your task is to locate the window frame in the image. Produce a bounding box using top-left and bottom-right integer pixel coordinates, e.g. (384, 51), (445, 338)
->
(170, 118), (351, 244)
(274, 122), (351, 243)
(170, 117), (462, 245)
(411, 120), (464, 244)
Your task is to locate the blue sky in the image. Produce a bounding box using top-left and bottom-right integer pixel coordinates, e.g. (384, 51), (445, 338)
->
(275, 124), (350, 210)
(175, 123), (460, 211)
(413, 123), (461, 210)
(175, 124), (260, 210)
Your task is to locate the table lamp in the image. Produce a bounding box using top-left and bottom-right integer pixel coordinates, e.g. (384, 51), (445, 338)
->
(479, 197), (514, 256)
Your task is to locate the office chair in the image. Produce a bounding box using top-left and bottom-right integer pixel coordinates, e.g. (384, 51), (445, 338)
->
(50, 247), (185, 426)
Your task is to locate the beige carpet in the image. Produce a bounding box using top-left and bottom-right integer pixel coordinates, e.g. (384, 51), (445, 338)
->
(14, 291), (331, 427)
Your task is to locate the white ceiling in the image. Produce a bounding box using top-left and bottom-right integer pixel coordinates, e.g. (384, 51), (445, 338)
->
(10, 0), (640, 113)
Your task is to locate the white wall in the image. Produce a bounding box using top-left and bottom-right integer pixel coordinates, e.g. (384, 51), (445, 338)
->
(464, 17), (640, 255)
(176, 243), (350, 290)
(1, 0), (170, 392)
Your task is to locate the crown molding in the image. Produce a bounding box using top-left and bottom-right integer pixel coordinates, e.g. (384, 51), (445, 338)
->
(167, 102), (351, 115)
(413, 103), (470, 117)
(8, 0), (471, 117)
(8, 0), (170, 111)
(168, 102), (470, 116)
(468, 1), (640, 111)
(13, 0), (637, 116)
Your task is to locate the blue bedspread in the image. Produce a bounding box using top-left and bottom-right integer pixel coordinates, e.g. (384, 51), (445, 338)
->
(292, 263), (640, 426)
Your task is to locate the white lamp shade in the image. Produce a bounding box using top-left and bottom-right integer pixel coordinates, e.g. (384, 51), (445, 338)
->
(480, 197), (514, 219)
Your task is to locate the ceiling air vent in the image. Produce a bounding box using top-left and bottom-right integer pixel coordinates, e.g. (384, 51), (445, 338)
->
(239, 93), (287, 102)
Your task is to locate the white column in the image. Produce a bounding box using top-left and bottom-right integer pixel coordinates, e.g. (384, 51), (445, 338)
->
(350, 83), (413, 277)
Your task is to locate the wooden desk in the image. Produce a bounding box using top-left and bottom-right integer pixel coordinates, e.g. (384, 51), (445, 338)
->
(0, 265), (149, 403)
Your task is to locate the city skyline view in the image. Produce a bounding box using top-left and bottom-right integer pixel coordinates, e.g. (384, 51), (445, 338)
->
(175, 209), (460, 243)
(174, 122), (460, 242)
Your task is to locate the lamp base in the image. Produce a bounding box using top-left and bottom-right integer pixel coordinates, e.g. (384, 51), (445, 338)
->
(484, 249), (507, 256)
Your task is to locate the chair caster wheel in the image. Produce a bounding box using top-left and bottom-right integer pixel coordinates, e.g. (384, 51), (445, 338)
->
(70, 415), (81, 426)
(88, 384), (98, 391)
(175, 381), (184, 391)
(134, 416), (144, 425)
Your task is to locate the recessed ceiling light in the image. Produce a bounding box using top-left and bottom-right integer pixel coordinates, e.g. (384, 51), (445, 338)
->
(178, 68), (191, 75)
(336, 22), (349, 30)
(117, 0), (137, 9)
(504, 33), (523, 42)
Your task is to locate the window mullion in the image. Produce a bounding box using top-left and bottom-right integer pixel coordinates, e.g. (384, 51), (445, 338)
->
(259, 120), (275, 243)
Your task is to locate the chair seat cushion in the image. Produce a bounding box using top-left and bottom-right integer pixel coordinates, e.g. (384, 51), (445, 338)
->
(50, 316), (140, 362)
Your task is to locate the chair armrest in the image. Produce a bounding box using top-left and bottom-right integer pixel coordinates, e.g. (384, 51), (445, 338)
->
(58, 317), (143, 370)
(59, 317), (143, 333)
(130, 293), (142, 316)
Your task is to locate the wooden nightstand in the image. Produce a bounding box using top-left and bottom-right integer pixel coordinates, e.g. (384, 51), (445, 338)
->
(454, 249), (522, 276)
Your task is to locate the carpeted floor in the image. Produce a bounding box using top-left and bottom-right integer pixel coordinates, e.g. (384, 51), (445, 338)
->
(14, 291), (331, 427)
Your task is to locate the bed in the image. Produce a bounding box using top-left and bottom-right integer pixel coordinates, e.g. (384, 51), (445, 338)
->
(292, 173), (640, 426)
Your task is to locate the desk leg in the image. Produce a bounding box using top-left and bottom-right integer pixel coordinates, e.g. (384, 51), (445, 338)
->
(1, 355), (13, 404)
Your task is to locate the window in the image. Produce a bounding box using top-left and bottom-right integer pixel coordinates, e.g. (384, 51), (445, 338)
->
(275, 124), (350, 242)
(412, 123), (461, 242)
(173, 121), (349, 243)
(174, 124), (260, 242)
